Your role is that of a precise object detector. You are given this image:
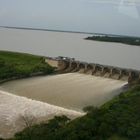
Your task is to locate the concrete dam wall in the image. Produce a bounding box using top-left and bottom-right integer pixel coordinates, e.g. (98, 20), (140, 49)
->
(46, 57), (140, 84)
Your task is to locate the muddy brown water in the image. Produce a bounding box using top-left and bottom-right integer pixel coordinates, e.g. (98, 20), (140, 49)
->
(0, 27), (140, 70)
(0, 73), (126, 111)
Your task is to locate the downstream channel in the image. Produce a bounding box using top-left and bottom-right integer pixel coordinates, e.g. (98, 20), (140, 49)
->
(0, 73), (126, 111)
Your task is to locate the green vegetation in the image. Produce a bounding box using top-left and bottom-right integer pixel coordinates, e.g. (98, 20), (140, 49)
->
(0, 51), (54, 81)
(85, 35), (140, 46)
(10, 85), (140, 140)
(1, 51), (140, 140)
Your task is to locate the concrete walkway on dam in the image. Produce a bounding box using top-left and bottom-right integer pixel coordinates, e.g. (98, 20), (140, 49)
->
(46, 57), (140, 84)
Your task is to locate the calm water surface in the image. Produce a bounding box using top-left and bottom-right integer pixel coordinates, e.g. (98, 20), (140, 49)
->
(0, 28), (140, 70)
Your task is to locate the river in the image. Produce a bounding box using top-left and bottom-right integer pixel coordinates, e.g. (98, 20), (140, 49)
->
(0, 73), (126, 111)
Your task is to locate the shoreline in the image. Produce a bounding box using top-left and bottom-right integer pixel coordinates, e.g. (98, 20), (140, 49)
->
(0, 90), (84, 139)
(1, 26), (140, 38)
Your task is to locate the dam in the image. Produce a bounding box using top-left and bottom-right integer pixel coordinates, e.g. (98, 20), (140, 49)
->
(46, 57), (140, 84)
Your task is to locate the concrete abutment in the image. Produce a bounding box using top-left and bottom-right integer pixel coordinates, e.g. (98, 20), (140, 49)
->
(45, 57), (140, 84)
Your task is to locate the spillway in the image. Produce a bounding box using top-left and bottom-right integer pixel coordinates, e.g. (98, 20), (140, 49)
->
(0, 73), (127, 111)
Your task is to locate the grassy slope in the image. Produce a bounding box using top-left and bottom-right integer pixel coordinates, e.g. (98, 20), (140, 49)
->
(0, 51), (54, 80)
(11, 86), (140, 140)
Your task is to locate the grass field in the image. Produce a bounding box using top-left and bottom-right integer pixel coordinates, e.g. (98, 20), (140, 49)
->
(0, 51), (54, 81)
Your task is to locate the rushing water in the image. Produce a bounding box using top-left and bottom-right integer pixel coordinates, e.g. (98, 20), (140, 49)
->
(0, 73), (126, 111)
(0, 27), (140, 70)
(0, 90), (83, 139)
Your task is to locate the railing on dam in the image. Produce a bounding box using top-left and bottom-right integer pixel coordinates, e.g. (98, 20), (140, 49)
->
(45, 56), (140, 84)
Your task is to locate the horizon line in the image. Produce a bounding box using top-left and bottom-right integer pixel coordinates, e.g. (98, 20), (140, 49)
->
(0, 25), (140, 38)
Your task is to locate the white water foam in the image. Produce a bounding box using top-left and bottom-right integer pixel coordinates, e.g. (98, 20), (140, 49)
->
(0, 90), (83, 139)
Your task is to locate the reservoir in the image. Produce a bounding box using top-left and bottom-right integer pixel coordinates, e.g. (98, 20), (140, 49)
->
(0, 27), (140, 70)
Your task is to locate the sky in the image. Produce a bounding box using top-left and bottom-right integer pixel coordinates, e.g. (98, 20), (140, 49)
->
(0, 0), (140, 36)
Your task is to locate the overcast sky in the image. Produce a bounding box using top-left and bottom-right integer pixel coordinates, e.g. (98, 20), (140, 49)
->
(0, 0), (140, 36)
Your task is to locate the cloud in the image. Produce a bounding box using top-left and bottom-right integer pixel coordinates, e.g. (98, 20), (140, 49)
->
(84, 0), (140, 6)
(119, 0), (140, 19)
(0, 8), (8, 17)
(84, 0), (140, 19)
